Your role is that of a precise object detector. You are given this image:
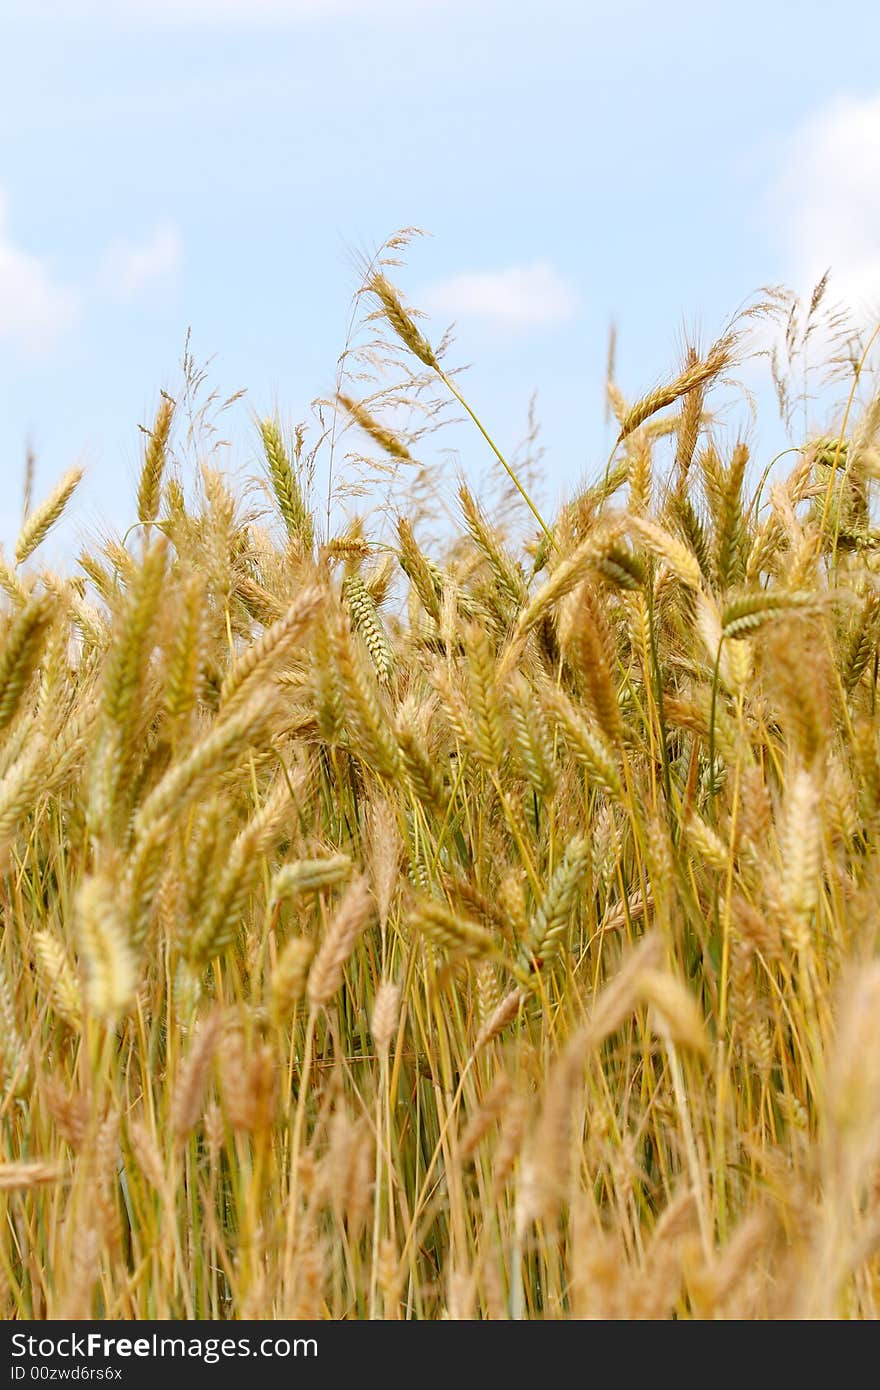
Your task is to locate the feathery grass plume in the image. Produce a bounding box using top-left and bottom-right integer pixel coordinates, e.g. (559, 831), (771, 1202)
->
(134, 691), (277, 836)
(76, 868), (137, 1019)
(343, 575), (394, 683)
(136, 394), (174, 526)
(164, 570), (207, 725)
(307, 874), (374, 1007)
(397, 516), (442, 622)
(371, 980), (400, 1058)
(0, 959), (28, 1092)
(507, 673), (557, 797)
(627, 513), (702, 588)
(541, 684), (623, 798)
(410, 898), (497, 960)
(524, 835), (590, 970)
(171, 1011), (223, 1141)
(0, 592), (53, 733)
(219, 585), (322, 715)
(32, 931), (83, 1030)
(780, 765), (822, 921)
(616, 334), (736, 445)
(270, 937), (315, 1020)
(337, 392), (413, 461)
(15, 467), (84, 566)
(368, 272), (438, 369)
(259, 417), (314, 551)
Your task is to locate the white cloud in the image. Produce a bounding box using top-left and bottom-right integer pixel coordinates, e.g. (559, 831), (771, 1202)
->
(0, 193), (80, 356)
(772, 94), (880, 325)
(99, 221), (182, 303)
(420, 261), (578, 333)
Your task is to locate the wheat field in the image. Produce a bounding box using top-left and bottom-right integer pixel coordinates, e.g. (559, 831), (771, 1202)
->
(2, 258), (880, 1320)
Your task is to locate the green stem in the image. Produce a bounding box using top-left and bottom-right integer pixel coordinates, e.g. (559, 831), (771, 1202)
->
(437, 368), (555, 547)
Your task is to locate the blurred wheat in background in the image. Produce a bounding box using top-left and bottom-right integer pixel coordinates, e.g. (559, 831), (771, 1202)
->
(2, 243), (880, 1320)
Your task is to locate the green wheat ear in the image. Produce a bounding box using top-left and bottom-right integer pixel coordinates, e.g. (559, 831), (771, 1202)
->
(259, 416), (314, 551)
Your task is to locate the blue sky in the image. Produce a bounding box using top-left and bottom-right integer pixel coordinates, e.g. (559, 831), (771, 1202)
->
(2, 0), (879, 559)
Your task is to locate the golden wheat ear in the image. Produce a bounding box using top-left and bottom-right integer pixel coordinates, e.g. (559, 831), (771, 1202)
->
(136, 394), (174, 528)
(15, 467), (84, 566)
